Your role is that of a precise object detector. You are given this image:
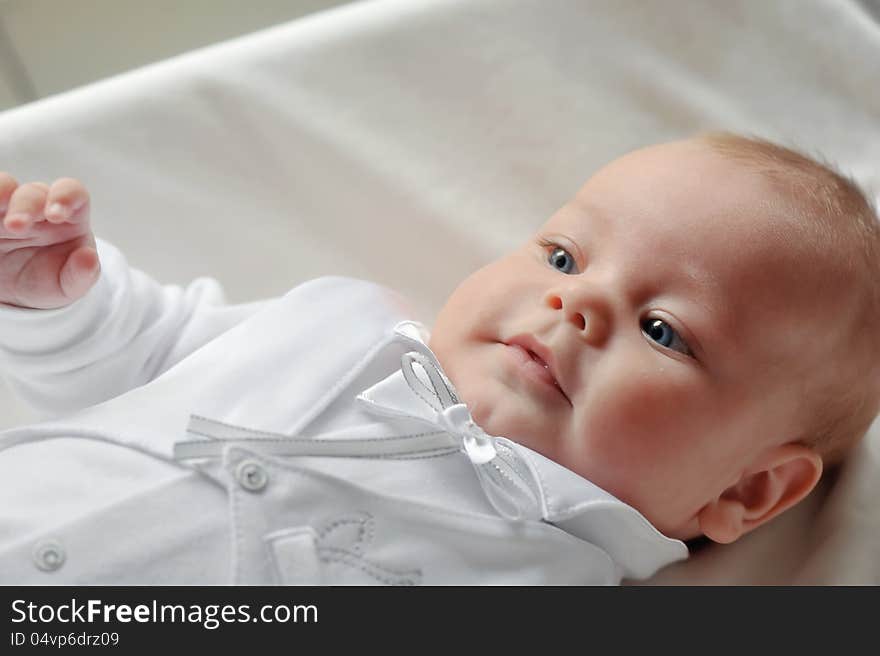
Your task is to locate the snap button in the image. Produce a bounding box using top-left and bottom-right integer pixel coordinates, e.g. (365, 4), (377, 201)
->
(32, 539), (65, 572)
(236, 460), (269, 492)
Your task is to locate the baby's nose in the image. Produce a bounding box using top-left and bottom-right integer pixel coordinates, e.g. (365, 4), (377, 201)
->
(545, 291), (610, 346)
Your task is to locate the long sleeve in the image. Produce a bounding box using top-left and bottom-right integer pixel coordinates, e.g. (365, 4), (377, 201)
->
(0, 237), (272, 420)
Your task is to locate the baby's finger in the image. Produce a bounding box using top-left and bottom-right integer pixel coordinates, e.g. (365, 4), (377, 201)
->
(58, 245), (100, 300)
(4, 182), (50, 233)
(45, 178), (90, 224)
(0, 172), (18, 217)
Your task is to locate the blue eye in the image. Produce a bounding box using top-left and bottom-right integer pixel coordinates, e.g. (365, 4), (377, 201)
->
(641, 318), (693, 356)
(548, 246), (577, 274)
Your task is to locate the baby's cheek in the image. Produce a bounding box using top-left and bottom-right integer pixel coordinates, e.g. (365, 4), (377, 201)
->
(567, 367), (698, 518)
(581, 364), (698, 469)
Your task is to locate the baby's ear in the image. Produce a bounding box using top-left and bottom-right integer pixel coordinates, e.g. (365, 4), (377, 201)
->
(697, 444), (823, 544)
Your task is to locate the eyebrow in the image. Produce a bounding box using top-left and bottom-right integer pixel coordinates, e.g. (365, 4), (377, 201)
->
(572, 197), (613, 242)
(674, 271), (736, 362)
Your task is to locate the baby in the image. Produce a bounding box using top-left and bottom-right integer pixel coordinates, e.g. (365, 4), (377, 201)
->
(429, 133), (880, 545)
(1, 131), (878, 583)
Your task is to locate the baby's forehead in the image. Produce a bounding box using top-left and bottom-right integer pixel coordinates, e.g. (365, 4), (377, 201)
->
(552, 180), (808, 279)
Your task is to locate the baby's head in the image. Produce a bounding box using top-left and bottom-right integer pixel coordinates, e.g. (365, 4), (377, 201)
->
(429, 132), (880, 544)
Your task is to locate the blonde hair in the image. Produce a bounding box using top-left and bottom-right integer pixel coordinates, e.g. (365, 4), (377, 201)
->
(697, 130), (880, 467)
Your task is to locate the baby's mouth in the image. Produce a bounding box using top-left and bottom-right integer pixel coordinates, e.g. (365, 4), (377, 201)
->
(503, 339), (571, 406)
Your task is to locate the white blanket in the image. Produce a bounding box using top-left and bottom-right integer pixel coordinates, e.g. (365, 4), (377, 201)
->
(1, 0), (878, 584)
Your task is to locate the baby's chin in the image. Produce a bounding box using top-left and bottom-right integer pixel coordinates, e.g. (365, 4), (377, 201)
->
(457, 376), (550, 451)
(433, 335), (556, 451)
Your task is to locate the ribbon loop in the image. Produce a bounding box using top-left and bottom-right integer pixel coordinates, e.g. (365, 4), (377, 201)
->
(400, 351), (458, 412)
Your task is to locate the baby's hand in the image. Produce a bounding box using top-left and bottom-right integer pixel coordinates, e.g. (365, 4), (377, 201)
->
(0, 174), (100, 309)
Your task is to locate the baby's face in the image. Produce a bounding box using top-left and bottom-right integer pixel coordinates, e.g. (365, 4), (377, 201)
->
(429, 139), (838, 540)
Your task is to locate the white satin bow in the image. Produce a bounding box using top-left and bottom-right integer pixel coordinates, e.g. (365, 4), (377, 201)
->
(365, 346), (544, 522)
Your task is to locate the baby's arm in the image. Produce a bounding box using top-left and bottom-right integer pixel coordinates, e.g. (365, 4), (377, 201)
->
(0, 174), (269, 419)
